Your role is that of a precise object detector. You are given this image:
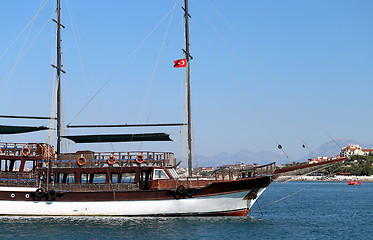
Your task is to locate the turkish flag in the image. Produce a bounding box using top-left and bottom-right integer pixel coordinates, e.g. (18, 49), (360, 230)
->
(173, 58), (186, 68)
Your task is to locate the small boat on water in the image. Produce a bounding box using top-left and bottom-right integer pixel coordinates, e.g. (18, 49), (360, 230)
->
(0, 0), (349, 216)
(348, 180), (361, 185)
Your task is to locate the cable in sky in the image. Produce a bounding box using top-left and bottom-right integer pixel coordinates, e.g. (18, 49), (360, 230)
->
(68, 0), (182, 125)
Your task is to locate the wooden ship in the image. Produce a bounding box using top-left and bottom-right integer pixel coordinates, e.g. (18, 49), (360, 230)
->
(0, 0), (347, 216)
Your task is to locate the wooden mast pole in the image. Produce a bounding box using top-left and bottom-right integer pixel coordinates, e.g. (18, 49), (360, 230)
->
(56, 0), (62, 158)
(183, 0), (193, 177)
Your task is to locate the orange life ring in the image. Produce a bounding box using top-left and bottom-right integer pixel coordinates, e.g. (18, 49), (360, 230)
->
(136, 154), (145, 164)
(77, 156), (86, 166)
(22, 147), (31, 156)
(107, 155), (116, 165)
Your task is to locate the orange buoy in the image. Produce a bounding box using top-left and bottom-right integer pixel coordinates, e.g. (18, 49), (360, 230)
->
(136, 154), (145, 164)
(77, 156), (86, 166)
(107, 155), (117, 165)
(22, 147), (31, 156)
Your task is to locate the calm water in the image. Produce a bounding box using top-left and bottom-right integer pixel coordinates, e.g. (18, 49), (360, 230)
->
(0, 182), (372, 239)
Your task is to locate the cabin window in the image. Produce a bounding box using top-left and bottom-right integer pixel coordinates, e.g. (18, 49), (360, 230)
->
(0, 160), (22, 172)
(65, 174), (75, 183)
(110, 173), (133, 183)
(91, 174), (106, 183)
(54, 173), (75, 183)
(111, 173), (119, 183)
(121, 173), (136, 183)
(81, 173), (91, 183)
(153, 169), (169, 180)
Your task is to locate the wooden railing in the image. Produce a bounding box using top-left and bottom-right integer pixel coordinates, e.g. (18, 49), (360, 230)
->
(0, 171), (38, 187)
(252, 162), (276, 177)
(53, 151), (175, 168)
(213, 162), (277, 180)
(153, 178), (214, 190)
(0, 142), (55, 159)
(47, 182), (139, 192)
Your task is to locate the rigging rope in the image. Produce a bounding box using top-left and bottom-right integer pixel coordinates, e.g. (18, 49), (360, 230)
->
(193, 15), (290, 161)
(68, 0), (182, 126)
(137, 0), (179, 151)
(194, 3), (311, 161)
(206, 0), (340, 153)
(0, 0), (50, 59)
(0, 11), (55, 98)
(273, 163), (334, 184)
(264, 160), (346, 207)
(4, 2), (40, 131)
(48, 23), (57, 147)
(65, 0), (111, 152)
(145, 6), (183, 125)
(262, 181), (317, 208)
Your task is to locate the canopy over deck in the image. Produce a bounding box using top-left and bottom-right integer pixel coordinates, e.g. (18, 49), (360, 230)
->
(0, 125), (49, 134)
(62, 133), (172, 143)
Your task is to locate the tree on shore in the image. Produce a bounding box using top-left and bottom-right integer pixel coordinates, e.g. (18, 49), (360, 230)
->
(326, 155), (373, 176)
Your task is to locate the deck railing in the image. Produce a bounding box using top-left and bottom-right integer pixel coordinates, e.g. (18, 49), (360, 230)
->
(0, 142), (55, 159)
(0, 171), (37, 187)
(53, 151), (175, 168)
(153, 178), (214, 190)
(212, 162), (277, 180)
(251, 162), (276, 177)
(47, 182), (139, 192)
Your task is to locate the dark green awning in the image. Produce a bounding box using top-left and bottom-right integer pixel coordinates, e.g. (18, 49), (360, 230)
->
(0, 125), (49, 134)
(62, 133), (172, 143)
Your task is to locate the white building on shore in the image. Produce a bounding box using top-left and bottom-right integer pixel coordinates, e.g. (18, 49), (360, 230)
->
(340, 144), (373, 157)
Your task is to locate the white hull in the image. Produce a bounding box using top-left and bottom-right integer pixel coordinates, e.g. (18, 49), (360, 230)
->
(0, 188), (266, 216)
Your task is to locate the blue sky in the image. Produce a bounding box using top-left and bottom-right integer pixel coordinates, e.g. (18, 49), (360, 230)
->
(0, 0), (372, 165)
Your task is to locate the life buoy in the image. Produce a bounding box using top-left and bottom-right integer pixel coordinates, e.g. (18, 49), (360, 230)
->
(177, 185), (185, 195)
(47, 190), (57, 199)
(35, 188), (44, 198)
(174, 185), (186, 199)
(136, 154), (145, 164)
(22, 147), (31, 156)
(77, 156), (86, 166)
(107, 155), (116, 165)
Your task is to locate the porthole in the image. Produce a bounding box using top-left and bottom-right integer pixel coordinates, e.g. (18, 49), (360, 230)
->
(10, 193), (15, 198)
(25, 194), (30, 199)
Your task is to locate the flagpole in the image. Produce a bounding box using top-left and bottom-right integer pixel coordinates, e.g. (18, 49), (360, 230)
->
(183, 0), (193, 177)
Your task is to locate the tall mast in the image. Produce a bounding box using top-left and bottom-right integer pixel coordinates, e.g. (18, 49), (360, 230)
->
(56, 0), (62, 157)
(183, 0), (193, 177)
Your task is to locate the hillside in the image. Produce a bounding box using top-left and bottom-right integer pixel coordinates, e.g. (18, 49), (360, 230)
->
(299, 138), (372, 162)
(195, 149), (284, 168)
(193, 139), (372, 168)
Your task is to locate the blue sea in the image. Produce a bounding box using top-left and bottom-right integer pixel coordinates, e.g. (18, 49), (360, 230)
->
(0, 181), (371, 239)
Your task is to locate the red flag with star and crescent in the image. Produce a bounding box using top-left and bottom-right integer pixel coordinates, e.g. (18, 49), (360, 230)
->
(173, 58), (186, 68)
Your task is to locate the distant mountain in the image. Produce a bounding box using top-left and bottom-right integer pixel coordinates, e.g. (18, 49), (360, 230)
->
(193, 139), (373, 168)
(299, 138), (373, 162)
(194, 149), (284, 168)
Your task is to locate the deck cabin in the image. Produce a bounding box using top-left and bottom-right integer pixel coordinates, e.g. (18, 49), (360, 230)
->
(0, 142), (276, 196)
